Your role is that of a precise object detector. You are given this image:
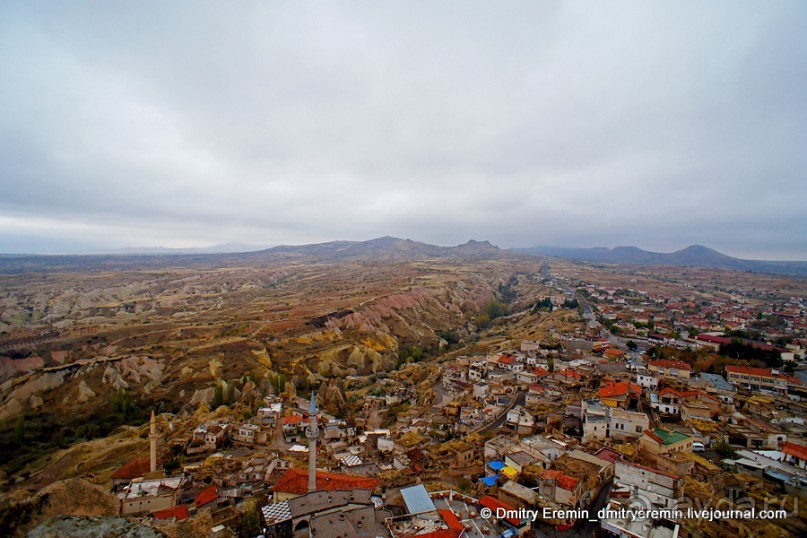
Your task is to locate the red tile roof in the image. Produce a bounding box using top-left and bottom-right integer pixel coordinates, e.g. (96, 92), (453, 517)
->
(593, 447), (623, 463)
(725, 365), (802, 384)
(650, 359), (692, 371)
(783, 442), (807, 461)
(558, 369), (582, 380)
(533, 367), (550, 377)
(111, 458), (152, 480)
(540, 469), (564, 480)
(643, 429), (664, 444)
(697, 334), (785, 352)
(599, 381), (641, 399)
(605, 348), (625, 357)
(271, 469), (379, 495)
(498, 354), (515, 364)
(677, 389), (717, 401)
(283, 414), (304, 425)
(696, 334), (731, 345)
(194, 485), (218, 508)
(557, 475), (579, 491)
(479, 495), (521, 526)
(439, 508), (464, 531)
(415, 531), (462, 538)
(154, 504), (190, 521)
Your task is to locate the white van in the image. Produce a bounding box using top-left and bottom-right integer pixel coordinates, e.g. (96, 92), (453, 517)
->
(692, 441), (705, 452)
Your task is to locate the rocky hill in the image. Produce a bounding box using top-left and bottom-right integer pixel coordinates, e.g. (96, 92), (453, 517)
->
(0, 253), (554, 488)
(515, 244), (807, 276)
(0, 237), (513, 274)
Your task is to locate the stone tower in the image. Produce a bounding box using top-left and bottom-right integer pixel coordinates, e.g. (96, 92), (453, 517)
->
(149, 410), (157, 473)
(306, 391), (319, 492)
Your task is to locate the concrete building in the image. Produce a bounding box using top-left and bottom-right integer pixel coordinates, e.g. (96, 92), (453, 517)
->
(725, 365), (802, 394)
(648, 359), (691, 383)
(581, 399), (648, 443)
(640, 428), (693, 456)
(612, 460), (682, 509)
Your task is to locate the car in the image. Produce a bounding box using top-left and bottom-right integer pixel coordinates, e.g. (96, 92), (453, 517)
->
(692, 441), (705, 452)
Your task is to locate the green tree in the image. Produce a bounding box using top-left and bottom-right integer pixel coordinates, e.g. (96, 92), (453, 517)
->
(484, 299), (508, 319)
(164, 458), (181, 475)
(13, 415), (24, 445)
(110, 388), (132, 416)
(531, 298), (554, 313)
(562, 298), (579, 309)
(212, 382), (224, 408)
(713, 440), (737, 460)
(547, 357), (555, 373)
(626, 340), (638, 351)
(233, 501), (262, 538)
(269, 372), (287, 396)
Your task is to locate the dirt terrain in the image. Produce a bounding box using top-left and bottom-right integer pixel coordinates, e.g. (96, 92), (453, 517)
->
(0, 251), (558, 483)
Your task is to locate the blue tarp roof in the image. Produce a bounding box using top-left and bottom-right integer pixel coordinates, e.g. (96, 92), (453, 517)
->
(488, 460), (506, 471)
(400, 484), (436, 515)
(763, 469), (792, 484)
(479, 475), (499, 486)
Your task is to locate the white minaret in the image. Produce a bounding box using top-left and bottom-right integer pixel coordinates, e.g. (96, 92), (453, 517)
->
(149, 410), (157, 473)
(306, 391), (319, 493)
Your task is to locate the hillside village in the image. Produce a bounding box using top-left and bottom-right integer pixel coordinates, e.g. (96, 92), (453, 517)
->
(26, 276), (807, 537)
(1, 258), (807, 538)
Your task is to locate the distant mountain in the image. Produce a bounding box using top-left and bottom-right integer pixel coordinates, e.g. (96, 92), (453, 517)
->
(245, 236), (506, 263)
(513, 244), (807, 277)
(0, 237), (509, 273)
(101, 242), (267, 255)
(4, 237), (804, 276)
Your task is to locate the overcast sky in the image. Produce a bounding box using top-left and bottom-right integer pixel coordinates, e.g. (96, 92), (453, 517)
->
(1, 2), (805, 259)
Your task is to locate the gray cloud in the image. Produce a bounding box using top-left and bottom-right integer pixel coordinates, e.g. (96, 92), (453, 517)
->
(0, 1), (805, 259)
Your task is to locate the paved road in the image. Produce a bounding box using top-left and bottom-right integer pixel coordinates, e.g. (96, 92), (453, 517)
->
(477, 391), (525, 435)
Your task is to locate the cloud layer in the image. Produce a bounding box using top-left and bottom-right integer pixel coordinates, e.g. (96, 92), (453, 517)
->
(1, 1), (806, 259)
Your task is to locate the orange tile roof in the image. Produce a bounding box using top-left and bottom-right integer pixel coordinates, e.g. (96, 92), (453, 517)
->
(599, 381), (641, 399)
(439, 508), (464, 531)
(557, 475), (579, 491)
(498, 354), (515, 364)
(271, 469), (379, 495)
(783, 442), (807, 461)
(283, 414), (304, 425)
(605, 348), (625, 357)
(533, 367), (550, 377)
(415, 531), (462, 538)
(540, 469), (564, 480)
(726, 365), (803, 384)
(643, 429), (664, 444)
(111, 458), (152, 480)
(558, 369), (582, 380)
(154, 504), (190, 521)
(194, 485), (218, 508)
(479, 495), (521, 526)
(677, 389), (717, 401)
